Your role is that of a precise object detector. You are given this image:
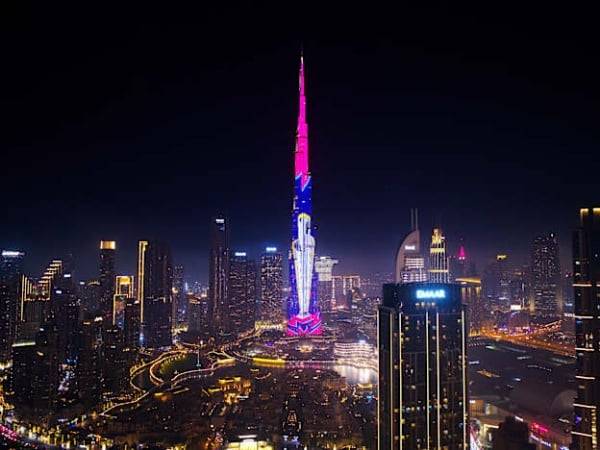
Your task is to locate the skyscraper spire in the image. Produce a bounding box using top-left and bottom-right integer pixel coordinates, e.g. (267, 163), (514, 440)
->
(287, 53), (321, 336)
(295, 53), (309, 190)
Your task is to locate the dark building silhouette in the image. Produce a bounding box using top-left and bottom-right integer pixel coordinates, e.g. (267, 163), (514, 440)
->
(572, 207), (600, 449)
(124, 297), (141, 349)
(0, 250), (24, 362)
(492, 416), (535, 450)
(98, 241), (116, 325)
(258, 248), (283, 329)
(378, 282), (468, 449)
(209, 216), (229, 339)
(138, 240), (173, 348)
(102, 325), (127, 396)
(173, 265), (186, 324)
(228, 252), (257, 337)
(531, 233), (561, 317)
(77, 316), (103, 407)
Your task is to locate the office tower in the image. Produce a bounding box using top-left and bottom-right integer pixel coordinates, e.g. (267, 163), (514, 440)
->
(314, 256), (339, 313)
(228, 252), (257, 337)
(492, 416), (535, 450)
(137, 240), (173, 348)
(429, 228), (450, 283)
(10, 325), (59, 413)
(483, 254), (512, 313)
(395, 209), (427, 283)
(123, 298), (141, 349)
(188, 293), (210, 337)
(50, 272), (80, 365)
(378, 282), (468, 449)
(209, 216), (229, 337)
(258, 247), (284, 329)
(113, 275), (134, 328)
(173, 265), (186, 324)
(77, 316), (103, 406)
(531, 232), (561, 317)
(99, 241), (116, 324)
(0, 250), (24, 363)
(450, 242), (468, 281)
(456, 276), (484, 333)
(332, 275), (361, 310)
(80, 278), (101, 318)
(102, 325), (127, 396)
(287, 54), (321, 336)
(38, 259), (63, 298)
(572, 207), (600, 449)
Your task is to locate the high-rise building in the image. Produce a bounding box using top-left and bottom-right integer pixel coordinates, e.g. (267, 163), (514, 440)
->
(209, 216), (229, 338)
(99, 241), (116, 325)
(287, 54), (321, 336)
(429, 228), (450, 283)
(0, 250), (24, 363)
(123, 297), (141, 349)
(450, 242), (468, 281)
(228, 252), (257, 337)
(113, 275), (134, 328)
(395, 209), (427, 283)
(332, 275), (361, 311)
(173, 265), (186, 324)
(378, 282), (469, 449)
(531, 232), (561, 318)
(50, 272), (80, 365)
(137, 241), (173, 348)
(102, 325), (127, 397)
(77, 316), (103, 406)
(572, 207), (600, 449)
(258, 247), (283, 329)
(483, 254), (512, 313)
(456, 276), (484, 333)
(314, 256), (339, 313)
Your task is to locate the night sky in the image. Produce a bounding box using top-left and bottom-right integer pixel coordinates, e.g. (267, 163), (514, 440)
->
(1, 4), (598, 281)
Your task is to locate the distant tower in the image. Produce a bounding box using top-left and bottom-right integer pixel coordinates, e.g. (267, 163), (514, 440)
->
(258, 247), (284, 329)
(530, 232), (561, 317)
(99, 241), (116, 325)
(572, 208), (600, 449)
(228, 252), (257, 337)
(113, 275), (134, 328)
(173, 265), (186, 325)
(0, 250), (24, 363)
(287, 53), (321, 336)
(395, 209), (427, 283)
(209, 216), (229, 339)
(429, 228), (450, 283)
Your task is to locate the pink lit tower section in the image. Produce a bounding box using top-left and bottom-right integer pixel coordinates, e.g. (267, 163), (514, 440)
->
(287, 54), (322, 336)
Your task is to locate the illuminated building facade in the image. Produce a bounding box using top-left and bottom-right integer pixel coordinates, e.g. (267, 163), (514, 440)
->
(258, 247), (283, 329)
(456, 277), (484, 333)
(332, 275), (361, 310)
(531, 232), (561, 317)
(209, 216), (229, 338)
(572, 207), (600, 449)
(315, 256), (338, 313)
(395, 209), (427, 283)
(429, 228), (450, 283)
(99, 240), (116, 325)
(287, 55), (321, 336)
(378, 282), (468, 449)
(228, 252), (257, 337)
(137, 240), (173, 348)
(0, 250), (24, 362)
(113, 275), (134, 328)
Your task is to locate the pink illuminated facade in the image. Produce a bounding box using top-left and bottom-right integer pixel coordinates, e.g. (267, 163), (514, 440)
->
(287, 54), (321, 336)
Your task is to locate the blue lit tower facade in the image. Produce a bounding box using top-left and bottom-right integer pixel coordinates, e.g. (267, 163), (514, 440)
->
(287, 55), (321, 336)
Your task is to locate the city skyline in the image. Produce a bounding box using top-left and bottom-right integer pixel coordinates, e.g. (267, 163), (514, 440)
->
(2, 5), (597, 279)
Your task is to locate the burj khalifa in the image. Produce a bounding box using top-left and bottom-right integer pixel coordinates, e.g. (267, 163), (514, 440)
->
(287, 54), (322, 336)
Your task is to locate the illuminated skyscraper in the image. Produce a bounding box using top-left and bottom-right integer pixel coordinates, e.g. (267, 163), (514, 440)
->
(209, 216), (229, 338)
(137, 240), (173, 348)
(0, 250), (24, 363)
(287, 54), (321, 336)
(429, 228), (450, 283)
(378, 282), (469, 449)
(99, 241), (116, 324)
(450, 241), (467, 281)
(258, 247), (283, 329)
(228, 252), (257, 337)
(531, 232), (561, 317)
(315, 256), (338, 313)
(572, 207), (600, 449)
(113, 275), (134, 328)
(395, 209), (427, 283)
